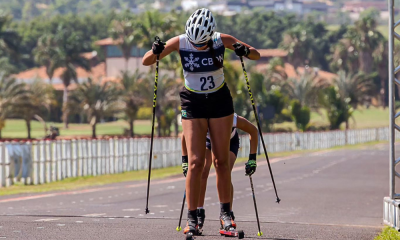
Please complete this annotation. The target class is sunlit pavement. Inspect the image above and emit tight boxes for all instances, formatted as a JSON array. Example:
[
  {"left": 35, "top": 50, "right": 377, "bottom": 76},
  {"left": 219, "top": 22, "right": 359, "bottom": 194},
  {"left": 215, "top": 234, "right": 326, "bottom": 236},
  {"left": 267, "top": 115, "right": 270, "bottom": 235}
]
[{"left": 0, "top": 144, "right": 390, "bottom": 240}]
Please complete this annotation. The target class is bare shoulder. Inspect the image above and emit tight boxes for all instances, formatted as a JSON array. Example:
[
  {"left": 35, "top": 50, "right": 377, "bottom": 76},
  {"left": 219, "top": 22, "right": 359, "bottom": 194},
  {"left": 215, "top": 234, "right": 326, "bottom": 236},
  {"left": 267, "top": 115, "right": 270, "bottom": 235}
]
[
  {"left": 166, "top": 36, "right": 180, "bottom": 51},
  {"left": 220, "top": 33, "right": 237, "bottom": 49}
]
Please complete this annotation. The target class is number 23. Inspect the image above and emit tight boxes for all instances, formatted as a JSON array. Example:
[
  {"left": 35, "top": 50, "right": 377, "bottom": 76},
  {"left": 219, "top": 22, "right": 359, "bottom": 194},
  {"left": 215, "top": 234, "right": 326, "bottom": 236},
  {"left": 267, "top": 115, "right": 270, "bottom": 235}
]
[{"left": 200, "top": 76, "right": 215, "bottom": 91}]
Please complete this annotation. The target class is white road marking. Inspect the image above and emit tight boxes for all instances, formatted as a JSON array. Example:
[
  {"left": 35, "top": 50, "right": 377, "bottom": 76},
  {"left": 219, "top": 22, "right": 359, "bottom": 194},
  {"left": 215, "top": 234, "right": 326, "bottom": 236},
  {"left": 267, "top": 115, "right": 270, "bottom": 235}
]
[
  {"left": 35, "top": 218, "right": 59, "bottom": 222},
  {"left": 76, "top": 221, "right": 83, "bottom": 223},
  {"left": 123, "top": 209, "right": 140, "bottom": 212},
  {"left": 150, "top": 213, "right": 155, "bottom": 215},
  {"left": 89, "top": 198, "right": 94, "bottom": 201},
  {"left": 37, "top": 227, "right": 44, "bottom": 229},
  {"left": 169, "top": 210, "right": 174, "bottom": 212},
  {"left": 57, "top": 224, "right": 65, "bottom": 227},
  {"left": 153, "top": 205, "right": 168, "bottom": 208},
  {"left": 204, "top": 197, "right": 211, "bottom": 201},
  {"left": 138, "top": 214, "right": 144, "bottom": 217},
  {"left": 108, "top": 218, "right": 115, "bottom": 220},
  {"left": 166, "top": 186, "right": 175, "bottom": 189},
  {"left": 82, "top": 213, "right": 106, "bottom": 217},
  {"left": 108, "top": 196, "right": 112, "bottom": 198},
  {"left": 72, "top": 201, "right": 76, "bottom": 204},
  {"left": 124, "top": 216, "right": 130, "bottom": 218},
  {"left": 160, "top": 211, "right": 165, "bottom": 213},
  {"left": 80, "top": 200, "right": 84, "bottom": 203}
]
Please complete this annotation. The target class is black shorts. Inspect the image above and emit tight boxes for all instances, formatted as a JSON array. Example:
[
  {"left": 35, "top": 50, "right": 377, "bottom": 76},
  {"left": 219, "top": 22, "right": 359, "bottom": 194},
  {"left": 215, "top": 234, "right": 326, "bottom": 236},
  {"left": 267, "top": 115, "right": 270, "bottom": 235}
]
[
  {"left": 180, "top": 83, "right": 234, "bottom": 119},
  {"left": 206, "top": 131, "right": 240, "bottom": 157}
]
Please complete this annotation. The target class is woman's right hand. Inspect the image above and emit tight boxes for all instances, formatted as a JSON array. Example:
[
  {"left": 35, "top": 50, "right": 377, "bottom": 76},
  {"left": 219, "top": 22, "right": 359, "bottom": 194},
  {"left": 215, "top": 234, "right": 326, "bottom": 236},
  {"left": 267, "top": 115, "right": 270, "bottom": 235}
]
[{"left": 152, "top": 37, "right": 165, "bottom": 55}]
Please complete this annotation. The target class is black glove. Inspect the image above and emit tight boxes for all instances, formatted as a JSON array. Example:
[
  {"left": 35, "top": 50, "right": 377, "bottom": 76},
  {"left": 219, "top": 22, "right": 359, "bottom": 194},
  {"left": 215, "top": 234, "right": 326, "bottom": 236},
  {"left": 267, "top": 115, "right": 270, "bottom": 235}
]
[
  {"left": 233, "top": 42, "right": 250, "bottom": 57},
  {"left": 182, "top": 156, "right": 188, "bottom": 177},
  {"left": 152, "top": 36, "right": 165, "bottom": 55},
  {"left": 245, "top": 160, "right": 257, "bottom": 176}
]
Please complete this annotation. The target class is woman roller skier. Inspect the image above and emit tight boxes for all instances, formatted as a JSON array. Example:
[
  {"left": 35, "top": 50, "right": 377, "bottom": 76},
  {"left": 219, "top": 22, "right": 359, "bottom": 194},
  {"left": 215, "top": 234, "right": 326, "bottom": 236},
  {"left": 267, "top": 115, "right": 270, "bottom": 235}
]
[
  {"left": 142, "top": 8, "right": 260, "bottom": 239},
  {"left": 181, "top": 113, "right": 259, "bottom": 233}
]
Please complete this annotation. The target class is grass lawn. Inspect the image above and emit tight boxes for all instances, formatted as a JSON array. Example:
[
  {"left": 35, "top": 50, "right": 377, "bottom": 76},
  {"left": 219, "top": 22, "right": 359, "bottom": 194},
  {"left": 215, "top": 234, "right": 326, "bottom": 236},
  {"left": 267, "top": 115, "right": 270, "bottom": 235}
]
[
  {"left": 375, "top": 227, "right": 400, "bottom": 240},
  {"left": 0, "top": 107, "right": 390, "bottom": 139},
  {"left": 274, "top": 107, "right": 390, "bottom": 131}
]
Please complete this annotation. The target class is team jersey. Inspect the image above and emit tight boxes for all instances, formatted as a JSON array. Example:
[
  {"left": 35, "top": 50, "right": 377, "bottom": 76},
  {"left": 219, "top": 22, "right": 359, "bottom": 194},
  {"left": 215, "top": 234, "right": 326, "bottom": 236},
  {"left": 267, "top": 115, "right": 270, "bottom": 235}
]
[
  {"left": 206, "top": 113, "right": 238, "bottom": 140},
  {"left": 178, "top": 32, "right": 225, "bottom": 94}
]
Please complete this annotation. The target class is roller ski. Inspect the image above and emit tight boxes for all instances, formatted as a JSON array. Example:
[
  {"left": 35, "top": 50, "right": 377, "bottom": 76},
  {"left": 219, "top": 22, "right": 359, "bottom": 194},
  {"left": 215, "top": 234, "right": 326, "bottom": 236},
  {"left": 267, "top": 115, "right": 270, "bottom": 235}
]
[
  {"left": 183, "top": 219, "right": 199, "bottom": 240},
  {"left": 219, "top": 212, "right": 245, "bottom": 239},
  {"left": 197, "top": 209, "right": 205, "bottom": 234}
]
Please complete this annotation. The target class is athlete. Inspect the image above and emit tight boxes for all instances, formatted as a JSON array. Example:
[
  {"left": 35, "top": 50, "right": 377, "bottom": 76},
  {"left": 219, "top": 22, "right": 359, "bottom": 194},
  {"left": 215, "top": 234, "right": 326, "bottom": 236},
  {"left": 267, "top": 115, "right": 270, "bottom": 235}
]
[
  {"left": 181, "top": 113, "right": 258, "bottom": 232},
  {"left": 142, "top": 8, "right": 260, "bottom": 237}
]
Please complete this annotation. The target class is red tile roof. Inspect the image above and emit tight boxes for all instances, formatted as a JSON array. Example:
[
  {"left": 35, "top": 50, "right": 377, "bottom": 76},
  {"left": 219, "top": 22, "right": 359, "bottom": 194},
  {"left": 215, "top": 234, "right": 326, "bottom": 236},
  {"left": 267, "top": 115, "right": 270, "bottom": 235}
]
[
  {"left": 95, "top": 38, "right": 117, "bottom": 46},
  {"left": 14, "top": 63, "right": 106, "bottom": 82},
  {"left": 258, "top": 49, "right": 288, "bottom": 58}
]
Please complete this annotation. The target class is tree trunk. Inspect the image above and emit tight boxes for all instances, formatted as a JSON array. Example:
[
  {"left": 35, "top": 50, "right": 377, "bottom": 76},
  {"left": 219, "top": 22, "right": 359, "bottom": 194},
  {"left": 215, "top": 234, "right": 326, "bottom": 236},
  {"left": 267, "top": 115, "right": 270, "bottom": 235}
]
[
  {"left": 125, "top": 58, "right": 129, "bottom": 73},
  {"left": 129, "top": 119, "right": 134, "bottom": 137},
  {"left": 359, "top": 51, "right": 373, "bottom": 74},
  {"left": 345, "top": 120, "right": 349, "bottom": 130},
  {"left": 26, "top": 120, "right": 31, "bottom": 139},
  {"left": 63, "top": 85, "right": 69, "bottom": 129},
  {"left": 92, "top": 123, "right": 96, "bottom": 138},
  {"left": 0, "top": 129, "right": 2, "bottom": 139}
]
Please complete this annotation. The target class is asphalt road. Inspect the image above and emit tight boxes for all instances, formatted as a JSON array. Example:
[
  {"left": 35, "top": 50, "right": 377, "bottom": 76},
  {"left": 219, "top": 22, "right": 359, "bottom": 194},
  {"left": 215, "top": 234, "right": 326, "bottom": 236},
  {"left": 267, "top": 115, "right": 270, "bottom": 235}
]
[{"left": 0, "top": 144, "right": 392, "bottom": 240}]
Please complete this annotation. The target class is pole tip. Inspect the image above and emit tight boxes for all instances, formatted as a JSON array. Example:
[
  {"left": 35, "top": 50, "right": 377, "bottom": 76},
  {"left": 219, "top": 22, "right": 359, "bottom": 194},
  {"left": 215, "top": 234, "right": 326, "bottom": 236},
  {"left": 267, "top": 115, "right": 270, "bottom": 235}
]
[
  {"left": 276, "top": 198, "right": 281, "bottom": 204},
  {"left": 176, "top": 226, "right": 182, "bottom": 232},
  {"left": 145, "top": 208, "right": 150, "bottom": 214},
  {"left": 257, "top": 231, "right": 263, "bottom": 236}
]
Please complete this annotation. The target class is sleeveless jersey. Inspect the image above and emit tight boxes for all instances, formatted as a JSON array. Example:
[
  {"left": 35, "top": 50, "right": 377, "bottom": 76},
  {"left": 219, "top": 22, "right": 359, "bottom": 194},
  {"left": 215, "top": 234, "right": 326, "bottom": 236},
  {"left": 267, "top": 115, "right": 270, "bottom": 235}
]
[
  {"left": 179, "top": 32, "right": 225, "bottom": 94},
  {"left": 206, "top": 113, "right": 238, "bottom": 140}
]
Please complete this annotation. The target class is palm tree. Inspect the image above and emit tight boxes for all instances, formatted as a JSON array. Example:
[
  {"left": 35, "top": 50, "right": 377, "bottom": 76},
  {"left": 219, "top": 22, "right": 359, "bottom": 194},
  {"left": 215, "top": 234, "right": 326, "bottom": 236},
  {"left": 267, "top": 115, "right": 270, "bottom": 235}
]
[
  {"left": 120, "top": 70, "right": 145, "bottom": 137},
  {"left": 329, "top": 39, "right": 360, "bottom": 74},
  {"left": 280, "top": 25, "right": 315, "bottom": 69},
  {"left": 0, "top": 12, "right": 18, "bottom": 55},
  {"left": 13, "top": 80, "right": 54, "bottom": 139},
  {"left": 52, "top": 25, "right": 91, "bottom": 129},
  {"left": 33, "top": 34, "right": 58, "bottom": 83},
  {"left": 0, "top": 74, "right": 27, "bottom": 139},
  {"left": 109, "top": 19, "right": 138, "bottom": 72},
  {"left": 282, "top": 70, "right": 328, "bottom": 109},
  {"left": 333, "top": 70, "right": 375, "bottom": 109},
  {"left": 68, "top": 78, "right": 121, "bottom": 138},
  {"left": 344, "top": 9, "right": 384, "bottom": 74}
]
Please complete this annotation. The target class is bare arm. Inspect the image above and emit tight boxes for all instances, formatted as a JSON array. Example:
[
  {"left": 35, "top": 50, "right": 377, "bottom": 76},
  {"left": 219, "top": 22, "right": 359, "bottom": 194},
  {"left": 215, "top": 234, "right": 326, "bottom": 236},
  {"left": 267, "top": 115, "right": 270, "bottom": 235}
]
[
  {"left": 181, "top": 134, "right": 188, "bottom": 156},
  {"left": 142, "top": 36, "right": 180, "bottom": 66},
  {"left": 236, "top": 116, "right": 258, "bottom": 154},
  {"left": 220, "top": 34, "right": 260, "bottom": 60}
]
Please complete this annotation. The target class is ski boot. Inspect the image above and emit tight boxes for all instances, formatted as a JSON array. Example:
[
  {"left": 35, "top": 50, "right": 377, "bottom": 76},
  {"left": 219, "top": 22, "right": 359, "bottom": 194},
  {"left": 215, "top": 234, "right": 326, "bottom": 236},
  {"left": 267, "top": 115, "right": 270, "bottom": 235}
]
[
  {"left": 183, "top": 219, "right": 198, "bottom": 240},
  {"left": 230, "top": 211, "right": 237, "bottom": 229},
  {"left": 197, "top": 209, "right": 205, "bottom": 234},
  {"left": 219, "top": 212, "right": 244, "bottom": 239}
]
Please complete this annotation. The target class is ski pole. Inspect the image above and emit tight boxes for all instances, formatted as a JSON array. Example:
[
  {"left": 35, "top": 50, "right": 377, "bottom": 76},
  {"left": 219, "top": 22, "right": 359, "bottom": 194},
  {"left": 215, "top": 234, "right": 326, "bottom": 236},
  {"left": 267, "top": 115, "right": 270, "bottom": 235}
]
[
  {"left": 234, "top": 47, "right": 280, "bottom": 203},
  {"left": 145, "top": 36, "right": 162, "bottom": 214},
  {"left": 176, "top": 189, "right": 186, "bottom": 231},
  {"left": 249, "top": 175, "right": 263, "bottom": 237}
]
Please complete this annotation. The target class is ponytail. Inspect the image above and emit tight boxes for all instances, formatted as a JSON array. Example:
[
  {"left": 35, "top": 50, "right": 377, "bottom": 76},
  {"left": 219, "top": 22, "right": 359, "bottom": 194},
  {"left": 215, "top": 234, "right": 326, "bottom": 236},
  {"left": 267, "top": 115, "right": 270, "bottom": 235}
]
[{"left": 207, "top": 40, "right": 222, "bottom": 68}]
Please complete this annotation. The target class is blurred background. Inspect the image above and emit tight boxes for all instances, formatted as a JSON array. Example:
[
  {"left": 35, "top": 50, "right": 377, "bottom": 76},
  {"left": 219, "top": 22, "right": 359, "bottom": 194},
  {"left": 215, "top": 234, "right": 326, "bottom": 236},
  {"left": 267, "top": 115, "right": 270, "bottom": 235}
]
[{"left": 0, "top": 0, "right": 399, "bottom": 140}]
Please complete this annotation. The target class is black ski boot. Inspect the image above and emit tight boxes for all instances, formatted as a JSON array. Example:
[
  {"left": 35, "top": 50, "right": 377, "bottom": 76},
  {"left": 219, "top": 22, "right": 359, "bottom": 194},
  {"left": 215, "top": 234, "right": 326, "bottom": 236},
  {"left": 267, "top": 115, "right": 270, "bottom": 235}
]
[
  {"left": 183, "top": 219, "right": 198, "bottom": 239},
  {"left": 197, "top": 209, "right": 205, "bottom": 234},
  {"left": 230, "top": 211, "right": 237, "bottom": 229},
  {"left": 220, "top": 211, "right": 234, "bottom": 232}
]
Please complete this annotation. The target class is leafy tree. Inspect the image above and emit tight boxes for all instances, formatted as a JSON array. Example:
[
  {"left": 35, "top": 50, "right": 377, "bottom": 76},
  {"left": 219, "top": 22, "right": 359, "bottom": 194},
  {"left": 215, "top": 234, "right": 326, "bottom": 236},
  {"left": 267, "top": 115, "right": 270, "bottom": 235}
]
[
  {"left": 290, "top": 99, "right": 310, "bottom": 131},
  {"left": 319, "top": 86, "right": 354, "bottom": 130},
  {"left": 0, "top": 11, "right": 19, "bottom": 58},
  {"left": 68, "top": 78, "right": 121, "bottom": 138}
]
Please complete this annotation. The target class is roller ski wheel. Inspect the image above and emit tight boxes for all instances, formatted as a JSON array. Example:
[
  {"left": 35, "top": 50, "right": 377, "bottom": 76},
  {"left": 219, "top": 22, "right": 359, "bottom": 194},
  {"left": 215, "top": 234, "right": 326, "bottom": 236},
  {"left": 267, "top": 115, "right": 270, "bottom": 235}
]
[
  {"left": 185, "top": 232, "right": 194, "bottom": 240},
  {"left": 219, "top": 229, "right": 245, "bottom": 239}
]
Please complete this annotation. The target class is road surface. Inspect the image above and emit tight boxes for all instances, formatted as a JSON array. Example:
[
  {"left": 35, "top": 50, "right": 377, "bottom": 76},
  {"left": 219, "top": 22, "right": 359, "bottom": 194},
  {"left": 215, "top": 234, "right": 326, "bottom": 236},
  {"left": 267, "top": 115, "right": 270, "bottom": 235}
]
[{"left": 0, "top": 144, "right": 391, "bottom": 239}]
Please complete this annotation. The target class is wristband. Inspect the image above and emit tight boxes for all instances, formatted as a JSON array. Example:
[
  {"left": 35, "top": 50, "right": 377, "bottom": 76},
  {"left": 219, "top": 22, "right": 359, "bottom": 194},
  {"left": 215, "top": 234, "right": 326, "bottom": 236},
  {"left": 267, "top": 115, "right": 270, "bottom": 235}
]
[
  {"left": 182, "top": 155, "right": 188, "bottom": 163},
  {"left": 249, "top": 153, "right": 256, "bottom": 160}
]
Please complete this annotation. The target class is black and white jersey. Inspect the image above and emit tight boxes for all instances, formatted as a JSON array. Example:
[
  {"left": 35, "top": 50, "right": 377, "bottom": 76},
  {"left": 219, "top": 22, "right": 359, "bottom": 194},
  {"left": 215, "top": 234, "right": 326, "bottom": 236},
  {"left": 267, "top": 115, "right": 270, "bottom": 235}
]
[{"left": 178, "top": 32, "right": 225, "bottom": 94}]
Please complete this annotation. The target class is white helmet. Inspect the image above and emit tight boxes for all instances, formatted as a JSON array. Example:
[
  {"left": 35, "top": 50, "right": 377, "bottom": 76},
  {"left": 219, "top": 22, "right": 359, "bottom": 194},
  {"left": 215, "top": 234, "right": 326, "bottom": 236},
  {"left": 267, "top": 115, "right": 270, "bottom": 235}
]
[{"left": 185, "top": 8, "right": 216, "bottom": 44}]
